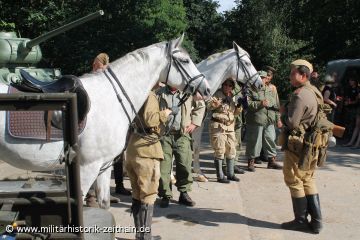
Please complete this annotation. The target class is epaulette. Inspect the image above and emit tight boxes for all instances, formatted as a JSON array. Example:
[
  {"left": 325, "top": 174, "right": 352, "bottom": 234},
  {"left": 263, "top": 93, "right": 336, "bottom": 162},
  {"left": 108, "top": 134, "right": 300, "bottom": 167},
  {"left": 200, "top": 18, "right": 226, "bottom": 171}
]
[{"left": 294, "top": 87, "right": 303, "bottom": 95}]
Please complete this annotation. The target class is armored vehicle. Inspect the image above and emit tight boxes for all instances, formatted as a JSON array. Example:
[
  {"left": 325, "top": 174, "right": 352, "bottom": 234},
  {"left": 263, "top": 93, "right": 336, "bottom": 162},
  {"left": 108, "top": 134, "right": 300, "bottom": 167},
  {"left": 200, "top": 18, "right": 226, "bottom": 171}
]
[{"left": 0, "top": 10, "right": 104, "bottom": 84}]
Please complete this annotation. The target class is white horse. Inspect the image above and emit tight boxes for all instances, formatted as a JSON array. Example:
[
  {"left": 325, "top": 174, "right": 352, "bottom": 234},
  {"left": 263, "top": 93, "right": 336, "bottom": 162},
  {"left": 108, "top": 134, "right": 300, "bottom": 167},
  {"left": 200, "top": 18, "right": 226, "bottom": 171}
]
[
  {"left": 0, "top": 35, "right": 210, "bottom": 208},
  {"left": 192, "top": 42, "right": 262, "bottom": 176}
]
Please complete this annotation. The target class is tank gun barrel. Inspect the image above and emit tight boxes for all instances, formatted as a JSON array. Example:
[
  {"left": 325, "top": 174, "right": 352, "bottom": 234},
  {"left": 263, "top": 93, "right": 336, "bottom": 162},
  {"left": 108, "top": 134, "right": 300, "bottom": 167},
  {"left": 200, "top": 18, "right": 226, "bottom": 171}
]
[{"left": 25, "top": 10, "right": 104, "bottom": 49}]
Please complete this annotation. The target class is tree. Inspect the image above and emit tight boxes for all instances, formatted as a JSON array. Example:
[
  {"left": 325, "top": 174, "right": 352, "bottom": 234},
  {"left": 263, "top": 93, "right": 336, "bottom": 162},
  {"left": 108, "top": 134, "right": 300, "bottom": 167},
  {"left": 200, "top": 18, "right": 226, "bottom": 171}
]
[
  {"left": 183, "top": 0, "right": 229, "bottom": 61},
  {"left": 224, "top": 0, "right": 312, "bottom": 98}
]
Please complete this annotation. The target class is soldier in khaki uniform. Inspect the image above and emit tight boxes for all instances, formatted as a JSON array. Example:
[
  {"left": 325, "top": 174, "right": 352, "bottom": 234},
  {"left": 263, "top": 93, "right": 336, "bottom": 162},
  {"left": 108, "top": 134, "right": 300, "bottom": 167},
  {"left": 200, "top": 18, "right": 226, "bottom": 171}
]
[
  {"left": 125, "top": 90, "right": 171, "bottom": 240},
  {"left": 208, "top": 79, "right": 242, "bottom": 183},
  {"left": 281, "top": 59, "right": 323, "bottom": 234},
  {"left": 157, "top": 86, "right": 205, "bottom": 208}
]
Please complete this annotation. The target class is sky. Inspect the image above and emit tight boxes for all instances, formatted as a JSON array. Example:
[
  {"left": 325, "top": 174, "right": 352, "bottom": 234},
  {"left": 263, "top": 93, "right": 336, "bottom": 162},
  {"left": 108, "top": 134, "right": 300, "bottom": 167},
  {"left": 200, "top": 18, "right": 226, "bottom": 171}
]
[{"left": 217, "top": 0, "right": 237, "bottom": 13}]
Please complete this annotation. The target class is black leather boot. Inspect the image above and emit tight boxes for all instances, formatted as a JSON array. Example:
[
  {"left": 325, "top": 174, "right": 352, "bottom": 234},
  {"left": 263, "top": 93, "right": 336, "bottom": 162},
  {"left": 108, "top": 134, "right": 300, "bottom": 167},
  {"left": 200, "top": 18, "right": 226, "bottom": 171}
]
[
  {"left": 234, "top": 165, "right": 245, "bottom": 174},
  {"left": 114, "top": 157, "right": 132, "bottom": 195},
  {"left": 247, "top": 159, "right": 255, "bottom": 172},
  {"left": 306, "top": 194, "right": 322, "bottom": 234},
  {"left": 267, "top": 156, "right": 282, "bottom": 169},
  {"left": 179, "top": 192, "right": 196, "bottom": 207},
  {"left": 214, "top": 158, "right": 230, "bottom": 183},
  {"left": 131, "top": 198, "right": 141, "bottom": 239},
  {"left": 138, "top": 203, "right": 154, "bottom": 240},
  {"left": 226, "top": 158, "right": 240, "bottom": 182},
  {"left": 281, "top": 197, "right": 310, "bottom": 231}
]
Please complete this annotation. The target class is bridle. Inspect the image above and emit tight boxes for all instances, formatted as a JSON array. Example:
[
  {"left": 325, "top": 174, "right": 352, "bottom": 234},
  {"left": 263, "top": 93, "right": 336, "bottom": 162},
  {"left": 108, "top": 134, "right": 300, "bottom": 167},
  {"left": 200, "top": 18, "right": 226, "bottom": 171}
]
[
  {"left": 164, "top": 42, "right": 206, "bottom": 106},
  {"left": 102, "top": 41, "right": 205, "bottom": 150},
  {"left": 235, "top": 51, "right": 260, "bottom": 88}
]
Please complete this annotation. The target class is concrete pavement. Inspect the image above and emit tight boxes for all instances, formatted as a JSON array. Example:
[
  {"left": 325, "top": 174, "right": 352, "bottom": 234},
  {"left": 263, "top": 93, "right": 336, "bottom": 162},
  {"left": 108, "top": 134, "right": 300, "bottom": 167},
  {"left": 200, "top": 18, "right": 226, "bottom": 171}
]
[
  {"left": 0, "top": 130, "right": 359, "bottom": 240},
  {"left": 110, "top": 131, "right": 360, "bottom": 240}
]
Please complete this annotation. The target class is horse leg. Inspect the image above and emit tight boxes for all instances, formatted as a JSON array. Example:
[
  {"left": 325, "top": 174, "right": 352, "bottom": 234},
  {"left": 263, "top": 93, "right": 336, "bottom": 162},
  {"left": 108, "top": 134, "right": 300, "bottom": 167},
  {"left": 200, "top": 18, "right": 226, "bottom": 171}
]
[
  {"left": 95, "top": 166, "right": 112, "bottom": 209},
  {"left": 79, "top": 161, "right": 102, "bottom": 204},
  {"left": 192, "top": 126, "right": 203, "bottom": 175}
]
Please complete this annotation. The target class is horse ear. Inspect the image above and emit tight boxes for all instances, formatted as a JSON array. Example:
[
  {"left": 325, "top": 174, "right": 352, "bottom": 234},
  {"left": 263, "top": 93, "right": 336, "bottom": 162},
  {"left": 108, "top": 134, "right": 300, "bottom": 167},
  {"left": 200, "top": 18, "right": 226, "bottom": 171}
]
[
  {"left": 175, "top": 33, "right": 185, "bottom": 48},
  {"left": 233, "top": 41, "right": 240, "bottom": 52}
]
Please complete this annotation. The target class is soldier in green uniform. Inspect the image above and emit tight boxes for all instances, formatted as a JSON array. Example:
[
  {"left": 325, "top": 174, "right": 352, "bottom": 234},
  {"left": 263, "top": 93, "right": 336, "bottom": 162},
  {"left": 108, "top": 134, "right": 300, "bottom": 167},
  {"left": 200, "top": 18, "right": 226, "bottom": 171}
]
[
  {"left": 245, "top": 71, "right": 282, "bottom": 172},
  {"left": 157, "top": 86, "right": 205, "bottom": 208},
  {"left": 281, "top": 59, "right": 323, "bottom": 234},
  {"left": 208, "top": 79, "right": 242, "bottom": 183},
  {"left": 125, "top": 89, "right": 171, "bottom": 240}
]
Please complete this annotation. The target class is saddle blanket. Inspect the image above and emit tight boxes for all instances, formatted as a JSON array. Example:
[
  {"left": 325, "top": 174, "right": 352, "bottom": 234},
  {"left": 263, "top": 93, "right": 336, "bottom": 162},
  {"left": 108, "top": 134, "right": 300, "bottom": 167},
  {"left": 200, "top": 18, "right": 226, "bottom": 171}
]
[{"left": 6, "top": 86, "right": 85, "bottom": 141}]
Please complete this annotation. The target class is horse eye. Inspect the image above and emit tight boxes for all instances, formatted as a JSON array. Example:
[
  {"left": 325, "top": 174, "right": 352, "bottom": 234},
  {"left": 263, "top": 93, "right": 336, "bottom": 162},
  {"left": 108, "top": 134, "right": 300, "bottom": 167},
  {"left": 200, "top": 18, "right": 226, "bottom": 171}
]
[{"left": 179, "top": 58, "right": 190, "bottom": 64}]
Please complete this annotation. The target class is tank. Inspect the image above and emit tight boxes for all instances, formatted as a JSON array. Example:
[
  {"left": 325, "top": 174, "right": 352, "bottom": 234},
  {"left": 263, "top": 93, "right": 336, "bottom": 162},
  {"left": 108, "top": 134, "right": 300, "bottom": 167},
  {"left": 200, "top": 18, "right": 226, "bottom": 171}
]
[{"left": 0, "top": 10, "right": 104, "bottom": 84}]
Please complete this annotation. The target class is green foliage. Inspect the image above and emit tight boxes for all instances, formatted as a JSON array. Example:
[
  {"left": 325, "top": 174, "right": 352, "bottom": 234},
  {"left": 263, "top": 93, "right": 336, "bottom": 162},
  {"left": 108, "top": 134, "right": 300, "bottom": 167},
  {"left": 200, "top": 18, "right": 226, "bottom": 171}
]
[
  {"left": 183, "top": 0, "right": 229, "bottom": 61},
  {"left": 1, "top": 0, "right": 359, "bottom": 99},
  {"left": 0, "top": 20, "right": 15, "bottom": 31}
]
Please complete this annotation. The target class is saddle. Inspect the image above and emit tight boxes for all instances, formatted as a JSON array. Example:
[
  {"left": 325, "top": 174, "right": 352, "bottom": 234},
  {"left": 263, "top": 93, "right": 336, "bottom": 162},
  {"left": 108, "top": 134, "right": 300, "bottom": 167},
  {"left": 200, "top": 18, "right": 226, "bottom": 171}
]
[{"left": 8, "top": 70, "right": 90, "bottom": 140}]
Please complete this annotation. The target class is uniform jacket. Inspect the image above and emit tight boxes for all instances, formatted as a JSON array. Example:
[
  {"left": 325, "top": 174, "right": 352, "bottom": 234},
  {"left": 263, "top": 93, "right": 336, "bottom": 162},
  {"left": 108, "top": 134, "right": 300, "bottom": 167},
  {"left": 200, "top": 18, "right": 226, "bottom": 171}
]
[
  {"left": 157, "top": 87, "right": 205, "bottom": 134},
  {"left": 246, "top": 84, "right": 280, "bottom": 126},
  {"left": 284, "top": 81, "right": 318, "bottom": 131},
  {"left": 127, "top": 91, "right": 168, "bottom": 159},
  {"left": 207, "top": 89, "right": 242, "bottom": 131}
]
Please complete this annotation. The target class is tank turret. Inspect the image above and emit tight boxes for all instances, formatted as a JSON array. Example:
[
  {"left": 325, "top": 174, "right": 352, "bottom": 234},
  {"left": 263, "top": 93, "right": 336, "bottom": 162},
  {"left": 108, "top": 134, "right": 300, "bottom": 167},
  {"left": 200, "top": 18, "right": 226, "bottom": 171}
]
[{"left": 0, "top": 10, "right": 104, "bottom": 84}]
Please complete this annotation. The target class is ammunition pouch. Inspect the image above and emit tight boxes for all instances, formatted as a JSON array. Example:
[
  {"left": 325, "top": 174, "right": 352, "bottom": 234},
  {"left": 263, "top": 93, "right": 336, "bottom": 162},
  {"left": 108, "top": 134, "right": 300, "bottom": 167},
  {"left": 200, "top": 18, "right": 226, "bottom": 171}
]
[
  {"left": 287, "top": 133, "right": 304, "bottom": 157},
  {"left": 298, "top": 126, "right": 332, "bottom": 170}
]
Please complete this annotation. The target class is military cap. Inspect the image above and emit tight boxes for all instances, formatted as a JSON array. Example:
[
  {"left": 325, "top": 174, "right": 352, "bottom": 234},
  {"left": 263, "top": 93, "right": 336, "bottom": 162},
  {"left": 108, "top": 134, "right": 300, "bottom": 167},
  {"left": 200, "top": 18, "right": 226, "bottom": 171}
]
[
  {"left": 258, "top": 70, "right": 268, "bottom": 78},
  {"left": 291, "top": 59, "right": 313, "bottom": 73},
  {"left": 223, "top": 78, "right": 236, "bottom": 88},
  {"left": 265, "top": 65, "right": 276, "bottom": 73},
  {"left": 96, "top": 53, "right": 109, "bottom": 65}
]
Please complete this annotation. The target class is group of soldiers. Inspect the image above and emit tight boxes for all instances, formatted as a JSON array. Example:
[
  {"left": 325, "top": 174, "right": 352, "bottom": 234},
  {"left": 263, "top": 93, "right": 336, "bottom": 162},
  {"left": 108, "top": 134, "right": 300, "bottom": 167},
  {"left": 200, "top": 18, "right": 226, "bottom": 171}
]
[{"left": 91, "top": 54, "right": 326, "bottom": 240}]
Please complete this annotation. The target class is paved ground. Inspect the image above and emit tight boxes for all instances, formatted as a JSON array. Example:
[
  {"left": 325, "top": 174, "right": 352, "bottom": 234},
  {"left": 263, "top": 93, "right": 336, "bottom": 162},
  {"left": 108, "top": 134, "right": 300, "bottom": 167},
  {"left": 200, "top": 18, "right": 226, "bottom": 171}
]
[
  {"left": 1, "top": 127, "right": 359, "bottom": 240},
  {"left": 108, "top": 127, "right": 360, "bottom": 240}
]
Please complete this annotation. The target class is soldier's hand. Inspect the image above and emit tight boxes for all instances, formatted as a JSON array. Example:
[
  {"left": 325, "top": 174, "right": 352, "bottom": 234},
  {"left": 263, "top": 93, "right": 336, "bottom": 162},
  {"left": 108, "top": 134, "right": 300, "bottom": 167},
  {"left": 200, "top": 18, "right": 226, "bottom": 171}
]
[
  {"left": 261, "top": 99, "right": 269, "bottom": 107},
  {"left": 163, "top": 109, "right": 172, "bottom": 117},
  {"left": 185, "top": 123, "right": 197, "bottom": 133},
  {"left": 277, "top": 120, "right": 283, "bottom": 129},
  {"left": 211, "top": 98, "right": 221, "bottom": 108}
]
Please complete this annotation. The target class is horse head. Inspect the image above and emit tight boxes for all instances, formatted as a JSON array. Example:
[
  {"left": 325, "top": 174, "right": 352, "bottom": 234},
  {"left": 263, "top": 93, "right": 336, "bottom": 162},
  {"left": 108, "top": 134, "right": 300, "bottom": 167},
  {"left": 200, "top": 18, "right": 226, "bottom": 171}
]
[
  {"left": 162, "top": 34, "right": 210, "bottom": 100},
  {"left": 232, "top": 42, "right": 263, "bottom": 90}
]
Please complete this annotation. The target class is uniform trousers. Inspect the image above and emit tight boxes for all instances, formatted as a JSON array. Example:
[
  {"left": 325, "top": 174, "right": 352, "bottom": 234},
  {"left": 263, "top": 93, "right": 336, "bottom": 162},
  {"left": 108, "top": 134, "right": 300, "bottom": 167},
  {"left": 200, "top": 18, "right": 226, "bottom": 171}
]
[
  {"left": 125, "top": 156, "right": 160, "bottom": 204},
  {"left": 283, "top": 150, "right": 318, "bottom": 198},
  {"left": 246, "top": 124, "right": 277, "bottom": 159},
  {"left": 159, "top": 133, "right": 193, "bottom": 198}
]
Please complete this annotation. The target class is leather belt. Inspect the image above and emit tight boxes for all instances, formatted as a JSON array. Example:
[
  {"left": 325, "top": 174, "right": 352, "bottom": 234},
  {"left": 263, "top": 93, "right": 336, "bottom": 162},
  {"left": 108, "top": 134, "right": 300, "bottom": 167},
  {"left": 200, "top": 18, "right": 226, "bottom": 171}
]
[
  {"left": 135, "top": 127, "right": 153, "bottom": 134},
  {"left": 211, "top": 117, "right": 233, "bottom": 126},
  {"left": 169, "top": 129, "right": 181, "bottom": 135}
]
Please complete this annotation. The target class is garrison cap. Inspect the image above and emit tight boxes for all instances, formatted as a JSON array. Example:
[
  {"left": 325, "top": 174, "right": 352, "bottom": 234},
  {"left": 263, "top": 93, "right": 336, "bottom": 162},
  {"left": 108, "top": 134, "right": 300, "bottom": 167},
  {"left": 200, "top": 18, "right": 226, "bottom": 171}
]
[
  {"left": 258, "top": 70, "right": 268, "bottom": 78},
  {"left": 291, "top": 59, "right": 313, "bottom": 73},
  {"left": 96, "top": 53, "right": 109, "bottom": 65},
  {"left": 265, "top": 65, "right": 276, "bottom": 73}
]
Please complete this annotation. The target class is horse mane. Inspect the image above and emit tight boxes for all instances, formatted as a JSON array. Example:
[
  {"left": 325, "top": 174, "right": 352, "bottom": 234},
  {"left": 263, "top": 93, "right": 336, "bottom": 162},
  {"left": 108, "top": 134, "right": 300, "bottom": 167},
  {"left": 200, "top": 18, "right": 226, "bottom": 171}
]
[
  {"left": 198, "top": 49, "right": 234, "bottom": 65},
  {"left": 111, "top": 41, "right": 167, "bottom": 67}
]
